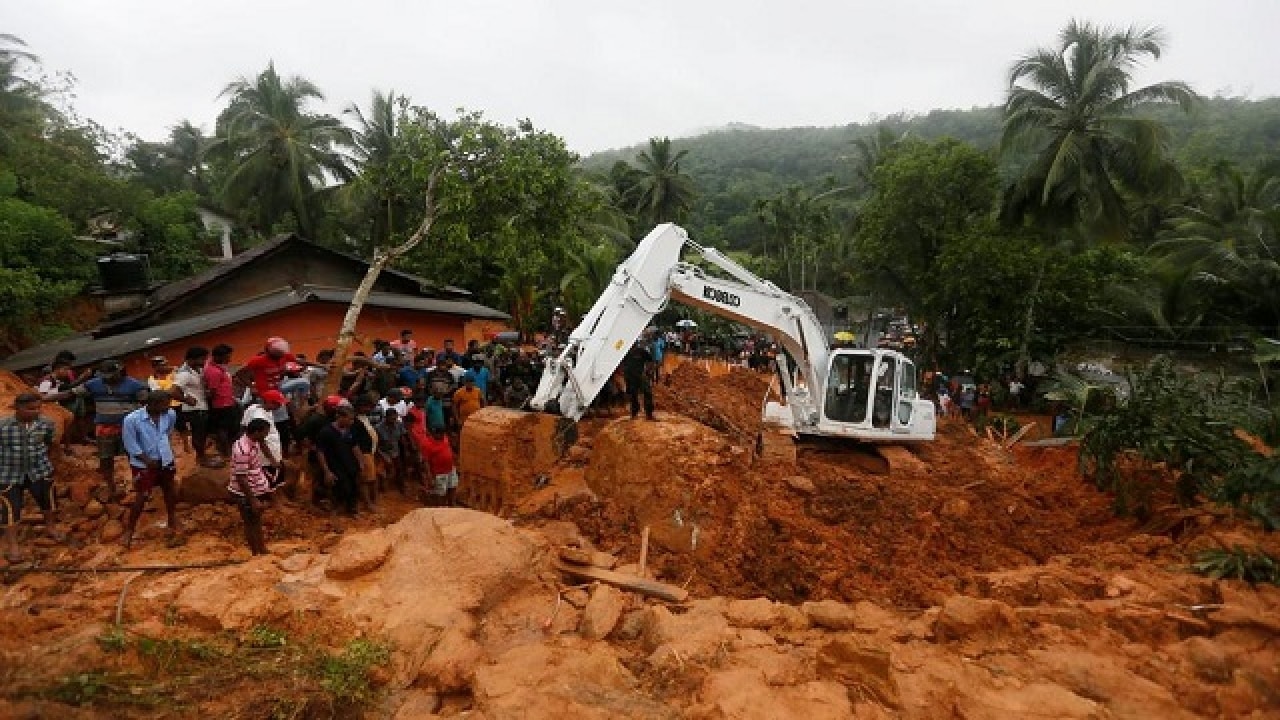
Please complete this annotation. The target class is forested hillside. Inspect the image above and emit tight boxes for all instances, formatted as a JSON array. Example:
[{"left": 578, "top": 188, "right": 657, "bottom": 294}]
[{"left": 584, "top": 97, "right": 1280, "bottom": 250}]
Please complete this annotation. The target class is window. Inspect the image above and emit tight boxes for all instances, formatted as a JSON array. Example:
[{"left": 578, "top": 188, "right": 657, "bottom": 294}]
[{"left": 824, "top": 354, "right": 873, "bottom": 423}]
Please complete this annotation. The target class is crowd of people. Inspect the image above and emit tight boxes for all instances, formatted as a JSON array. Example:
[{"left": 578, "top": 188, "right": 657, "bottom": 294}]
[{"left": 2, "top": 329, "right": 554, "bottom": 559}]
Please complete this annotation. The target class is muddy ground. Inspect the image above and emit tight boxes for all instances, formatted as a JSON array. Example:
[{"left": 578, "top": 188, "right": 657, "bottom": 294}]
[{"left": 0, "top": 364, "right": 1277, "bottom": 718}]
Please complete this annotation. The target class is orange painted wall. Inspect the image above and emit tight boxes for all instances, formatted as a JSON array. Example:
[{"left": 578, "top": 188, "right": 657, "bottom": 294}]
[{"left": 120, "top": 302, "right": 502, "bottom": 377}]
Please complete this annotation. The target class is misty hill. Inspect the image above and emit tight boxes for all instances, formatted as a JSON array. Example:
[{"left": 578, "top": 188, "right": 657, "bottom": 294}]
[{"left": 583, "top": 96, "right": 1280, "bottom": 248}]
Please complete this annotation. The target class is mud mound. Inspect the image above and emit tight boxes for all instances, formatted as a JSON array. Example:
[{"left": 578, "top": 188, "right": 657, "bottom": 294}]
[
  {"left": 549, "top": 368, "right": 1134, "bottom": 606},
  {"left": 654, "top": 363, "right": 771, "bottom": 442}
]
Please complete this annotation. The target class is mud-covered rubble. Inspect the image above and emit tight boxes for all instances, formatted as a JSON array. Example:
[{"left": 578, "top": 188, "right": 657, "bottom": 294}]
[
  {"left": 2, "top": 505, "right": 1276, "bottom": 718},
  {"left": 1, "top": 364, "right": 1278, "bottom": 717}
]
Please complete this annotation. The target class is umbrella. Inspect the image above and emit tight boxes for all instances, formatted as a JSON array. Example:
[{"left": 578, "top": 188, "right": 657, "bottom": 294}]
[
  {"left": 833, "top": 331, "right": 856, "bottom": 342},
  {"left": 676, "top": 319, "right": 697, "bottom": 328}
]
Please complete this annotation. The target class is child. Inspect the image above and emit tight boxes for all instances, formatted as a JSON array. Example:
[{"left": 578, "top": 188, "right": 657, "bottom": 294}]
[
  {"left": 416, "top": 424, "right": 457, "bottom": 507},
  {"left": 229, "top": 418, "right": 274, "bottom": 555}
]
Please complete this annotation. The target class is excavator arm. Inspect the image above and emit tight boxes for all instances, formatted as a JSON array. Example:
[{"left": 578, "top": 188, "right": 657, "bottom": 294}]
[{"left": 531, "top": 223, "right": 831, "bottom": 424}]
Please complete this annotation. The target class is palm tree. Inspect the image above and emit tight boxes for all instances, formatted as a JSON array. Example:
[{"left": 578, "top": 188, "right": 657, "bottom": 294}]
[
  {"left": 0, "top": 34, "right": 46, "bottom": 138},
  {"left": 559, "top": 240, "right": 619, "bottom": 316},
  {"left": 1000, "top": 20, "right": 1195, "bottom": 373},
  {"left": 1001, "top": 20, "right": 1197, "bottom": 237},
  {"left": 344, "top": 89, "right": 407, "bottom": 251},
  {"left": 214, "top": 62, "right": 353, "bottom": 239},
  {"left": 1152, "top": 161, "right": 1280, "bottom": 332},
  {"left": 627, "top": 137, "right": 696, "bottom": 228},
  {"left": 164, "top": 120, "right": 212, "bottom": 195},
  {"left": 849, "top": 123, "right": 907, "bottom": 194}
]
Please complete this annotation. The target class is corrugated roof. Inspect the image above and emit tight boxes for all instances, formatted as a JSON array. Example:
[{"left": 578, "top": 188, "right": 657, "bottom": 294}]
[
  {"left": 2, "top": 286, "right": 509, "bottom": 373},
  {"left": 96, "top": 234, "right": 471, "bottom": 336}
]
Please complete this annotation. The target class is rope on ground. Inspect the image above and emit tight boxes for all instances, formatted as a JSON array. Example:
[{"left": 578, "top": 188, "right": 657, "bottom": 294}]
[
  {"left": 114, "top": 571, "right": 145, "bottom": 626},
  {"left": 25, "top": 559, "right": 247, "bottom": 574}
]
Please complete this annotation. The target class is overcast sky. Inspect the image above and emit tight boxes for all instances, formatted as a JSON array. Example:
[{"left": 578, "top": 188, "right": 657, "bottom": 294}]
[{"left": 7, "top": 1, "right": 1278, "bottom": 156}]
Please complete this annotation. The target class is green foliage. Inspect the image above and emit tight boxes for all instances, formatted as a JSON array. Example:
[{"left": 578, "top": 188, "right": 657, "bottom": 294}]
[
  {"left": 132, "top": 191, "right": 214, "bottom": 282},
  {"left": 1192, "top": 546, "right": 1280, "bottom": 585},
  {"left": 95, "top": 626, "right": 128, "bottom": 654},
  {"left": 245, "top": 624, "right": 289, "bottom": 648},
  {"left": 1079, "top": 357, "right": 1262, "bottom": 517},
  {"left": 850, "top": 138, "right": 999, "bottom": 362},
  {"left": 313, "top": 638, "right": 391, "bottom": 706}
]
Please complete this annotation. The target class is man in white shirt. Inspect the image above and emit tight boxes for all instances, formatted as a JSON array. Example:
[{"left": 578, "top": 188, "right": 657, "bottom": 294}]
[{"left": 172, "top": 346, "right": 222, "bottom": 468}]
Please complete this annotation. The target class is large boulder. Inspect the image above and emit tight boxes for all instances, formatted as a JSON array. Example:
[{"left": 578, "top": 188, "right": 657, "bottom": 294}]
[
  {"left": 586, "top": 415, "right": 735, "bottom": 553},
  {"left": 690, "top": 668, "right": 852, "bottom": 720},
  {"left": 472, "top": 641, "right": 673, "bottom": 720},
  {"left": 457, "top": 407, "right": 577, "bottom": 515},
  {"left": 171, "top": 555, "right": 288, "bottom": 631},
  {"left": 934, "top": 595, "right": 1022, "bottom": 653},
  {"left": 325, "top": 528, "right": 392, "bottom": 580}
]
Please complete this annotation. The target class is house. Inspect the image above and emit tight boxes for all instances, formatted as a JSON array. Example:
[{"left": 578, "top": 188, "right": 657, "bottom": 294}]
[{"left": 2, "top": 234, "right": 510, "bottom": 378}]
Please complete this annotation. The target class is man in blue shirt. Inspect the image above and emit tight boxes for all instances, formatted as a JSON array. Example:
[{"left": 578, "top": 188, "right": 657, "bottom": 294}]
[
  {"left": 463, "top": 356, "right": 491, "bottom": 399},
  {"left": 120, "top": 390, "right": 182, "bottom": 549},
  {"left": 52, "top": 359, "right": 146, "bottom": 502}
]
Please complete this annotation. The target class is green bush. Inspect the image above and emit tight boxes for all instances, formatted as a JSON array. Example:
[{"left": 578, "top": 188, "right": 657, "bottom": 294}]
[{"left": 1192, "top": 546, "right": 1279, "bottom": 585}]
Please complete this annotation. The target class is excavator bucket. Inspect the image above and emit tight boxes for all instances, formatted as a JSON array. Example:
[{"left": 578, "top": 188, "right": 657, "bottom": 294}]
[{"left": 457, "top": 407, "right": 577, "bottom": 516}]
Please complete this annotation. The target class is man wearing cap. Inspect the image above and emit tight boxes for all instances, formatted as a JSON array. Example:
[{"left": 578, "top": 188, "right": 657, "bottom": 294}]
[
  {"left": 240, "top": 390, "right": 285, "bottom": 490},
  {"left": 237, "top": 337, "right": 298, "bottom": 398},
  {"left": 50, "top": 360, "right": 147, "bottom": 502},
  {"left": 120, "top": 391, "right": 182, "bottom": 549}
]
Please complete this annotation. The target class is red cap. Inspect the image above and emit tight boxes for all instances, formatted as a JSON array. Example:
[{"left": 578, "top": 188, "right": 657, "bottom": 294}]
[
  {"left": 260, "top": 389, "right": 287, "bottom": 406},
  {"left": 322, "top": 394, "right": 345, "bottom": 412}
]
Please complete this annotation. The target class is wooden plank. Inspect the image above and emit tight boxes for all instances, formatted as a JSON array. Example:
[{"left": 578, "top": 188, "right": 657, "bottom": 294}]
[
  {"left": 1004, "top": 422, "right": 1036, "bottom": 449},
  {"left": 638, "top": 525, "right": 651, "bottom": 576},
  {"left": 558, "top": 547, "right": 618, "bottom": 569},
  {"left": 552, "top": 560, "right": 689, "bottom": 603}
]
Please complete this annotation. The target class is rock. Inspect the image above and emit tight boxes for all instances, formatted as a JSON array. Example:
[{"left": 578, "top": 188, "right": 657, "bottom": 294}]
[
  {"left": 816, "top": 636, "right": 900, "bottom": 707},
  {"left": 566, "top": 445, "right": 591, "bottom": 463},
  {"left": 730, "top": 628, "right": 776, "bottom": 650},
  {"left": 473, "top": 642, "right": 670, "bottom": 719},
  {"left": 1182, "top": 637, "right": 1235, "bottom": 684},
  {"left": 394, "top": 690, "right": 442, "bottom": 719},
  {"left": 726, "top": 597, "right": 780, "bottom": 629},
  {"left": 418, "top": 626, "right": 484, "bottom": 692},
  {"left": 83, "top": 500, "right": 105, "bottom": 519},
  {"left": 563, "top": 588, "right": 590, "bottom": 609},
  {"left": 1105, "top": 575, "right": 1138, "bottom": 598},
  {"left": 325, "top": 528, "right": 392, "bottom": 580},
  {"left": 934, "top": 595, "right": 1021, "bottom": 652},
  {"left": 775, "top": 603, "right": 811, "bottom": 630},
  {"left": 784, "top": 475, "right": 817, "bottom": 495},
  {"left": 802, "top": 600, "right": 858, "bottom": 630},
  {"left": 177, "top": 464, "right": 234, "bottom": 504},
  {"left": 580, "top": 584, "right": 625, "bottom": 640},
  {"left": 851, "top": 601, "right": 897, "bottom": 632},
  {"left": 99, "top": 520, "right": 123, "bottom": 543},
  {"left": 69, "top": 482, "right": 93, "bottom": 506},
  {"left": 172, "top": 556, "right": 287, "bottom": 631},
  {"left": 939, "top": 497, "right": 970, "bottom": 520},
  {"left": 692, "top": 668, "right": 852, "bottom": 720},
  {"left": 612, "top": 609, "right": 647, "bottom": 641},
  {"left": 641, "top": 604, "right": 732, "bottom": 670},
  {"left": 277, "top": 553, "right": 313, "bottom": 574},
  {"left": 956, "top": 682, "right": 1101, "bottom": 719}
]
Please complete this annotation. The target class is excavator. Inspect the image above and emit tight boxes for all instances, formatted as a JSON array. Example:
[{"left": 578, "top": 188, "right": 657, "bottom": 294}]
[{"left": 457, "top": 223, "right": 935, "bottom": 514}]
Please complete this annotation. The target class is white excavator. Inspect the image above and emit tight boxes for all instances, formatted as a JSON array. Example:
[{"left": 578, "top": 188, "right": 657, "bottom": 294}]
[{"left": 529, "top": 223, "right": 936, "bottom": 443}]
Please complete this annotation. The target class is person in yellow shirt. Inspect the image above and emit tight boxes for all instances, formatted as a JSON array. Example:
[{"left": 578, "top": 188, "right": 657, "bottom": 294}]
[
  {"left": 451, "top": 376, "right": 485, "bottom": 429},
  {"left": 147, "top": 356, "right": 191, "bottom": 452}
]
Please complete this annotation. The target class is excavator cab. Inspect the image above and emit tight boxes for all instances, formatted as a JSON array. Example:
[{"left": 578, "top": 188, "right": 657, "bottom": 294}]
[{"left": 817, "top": 349, "right": 934, "bottom": 441}]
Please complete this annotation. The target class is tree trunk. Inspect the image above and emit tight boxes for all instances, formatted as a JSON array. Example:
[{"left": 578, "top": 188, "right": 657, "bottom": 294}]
[
  {"left": 320, "top": 167, "right": 443, "bottom": 399},
  {"left": 1017, "top": 255, "right": 1049, "bottom": 379}
]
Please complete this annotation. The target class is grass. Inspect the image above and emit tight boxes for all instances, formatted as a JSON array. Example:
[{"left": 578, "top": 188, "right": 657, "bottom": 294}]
[{"left": 34, "top": 623, "right": 392, "bottom": 715}]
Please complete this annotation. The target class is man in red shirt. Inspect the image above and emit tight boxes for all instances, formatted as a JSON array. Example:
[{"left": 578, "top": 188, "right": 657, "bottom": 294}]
[
  {"left": 415, "top": 424, "right": 457, "bottom": 507},
  {"left": 205, "top": 344, "right": 239, "bottom": 459},
  {"left": 236, "top": 337, "right": 297, "bottom": 397}
]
